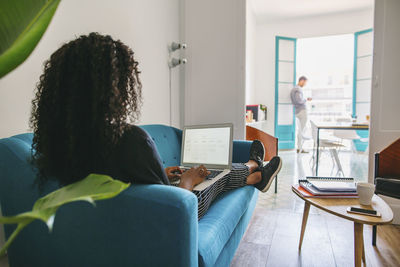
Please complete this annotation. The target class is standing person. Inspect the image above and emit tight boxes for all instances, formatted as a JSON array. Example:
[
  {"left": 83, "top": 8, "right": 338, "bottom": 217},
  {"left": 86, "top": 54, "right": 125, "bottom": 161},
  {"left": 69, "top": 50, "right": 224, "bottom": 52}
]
[{"left": 290, "top": 76, "right": 312, "bottom": 153}]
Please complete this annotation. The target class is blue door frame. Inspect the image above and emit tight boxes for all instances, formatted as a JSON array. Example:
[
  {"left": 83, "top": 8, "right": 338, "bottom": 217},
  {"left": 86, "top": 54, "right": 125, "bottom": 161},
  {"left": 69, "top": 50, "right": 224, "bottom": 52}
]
[
  {"left": 353, "top": 29, "right": 373, "bottom": 151},
  {"left": 274, "top": 36, "right": 297, "bottom": 150},
  {"left": 352, "top": 28, "right": 373, "bottom": 118}
]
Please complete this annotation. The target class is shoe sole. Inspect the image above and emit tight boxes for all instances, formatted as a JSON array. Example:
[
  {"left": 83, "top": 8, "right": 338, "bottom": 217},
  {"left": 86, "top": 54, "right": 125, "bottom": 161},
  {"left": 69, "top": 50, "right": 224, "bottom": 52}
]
[
  {"left": 260, "top": 141, "right": 265, "bottom": 162},
  {"left": 261, "top": 158, "right": 282, "bottom": 193}
]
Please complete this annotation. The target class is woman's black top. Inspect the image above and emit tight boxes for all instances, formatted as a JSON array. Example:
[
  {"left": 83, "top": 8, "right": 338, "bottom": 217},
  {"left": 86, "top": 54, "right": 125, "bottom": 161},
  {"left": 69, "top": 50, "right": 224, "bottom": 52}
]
[{"left": 105, "top": 125, "right": 170, "bottom": 185}]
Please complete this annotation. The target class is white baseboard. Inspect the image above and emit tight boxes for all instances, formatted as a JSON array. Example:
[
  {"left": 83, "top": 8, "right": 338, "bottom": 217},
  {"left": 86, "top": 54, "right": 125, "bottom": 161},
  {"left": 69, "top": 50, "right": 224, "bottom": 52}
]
[{"left": 378, "top": 194, "right": 400, "bottom": 224}]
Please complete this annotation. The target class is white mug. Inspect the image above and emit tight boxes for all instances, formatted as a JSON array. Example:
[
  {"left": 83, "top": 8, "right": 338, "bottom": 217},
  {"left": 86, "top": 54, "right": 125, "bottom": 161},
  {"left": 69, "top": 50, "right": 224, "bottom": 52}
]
[{"left": 356, "top": 182, "right": 375, "bottom": 205}]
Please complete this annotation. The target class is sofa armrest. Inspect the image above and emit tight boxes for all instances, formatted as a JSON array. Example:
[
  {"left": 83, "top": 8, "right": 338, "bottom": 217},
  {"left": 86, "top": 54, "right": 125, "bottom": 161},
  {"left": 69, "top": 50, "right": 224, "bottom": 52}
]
[
  {"left": 10, "top": 185, "right": 199, "bottom": 267},
  {"left": 232, "top": 140, "right": 252, "bottom": 163},
  {"left": 106, "top": 185, "right": 198, "bottom": 266}
]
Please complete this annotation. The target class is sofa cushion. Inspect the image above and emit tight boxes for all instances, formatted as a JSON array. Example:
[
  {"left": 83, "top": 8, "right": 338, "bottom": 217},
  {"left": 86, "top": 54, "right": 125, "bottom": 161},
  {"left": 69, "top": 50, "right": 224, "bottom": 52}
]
[
  {"left": 213, "top": 189, "right": 258, "bottom": 266},
  {"left": 198, "top": 186, "right": 257, "bottom": 267}
]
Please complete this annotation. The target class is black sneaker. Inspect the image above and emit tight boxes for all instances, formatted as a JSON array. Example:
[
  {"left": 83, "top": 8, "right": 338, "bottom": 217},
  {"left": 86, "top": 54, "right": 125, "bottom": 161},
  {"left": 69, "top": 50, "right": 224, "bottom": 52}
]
[
  {"left": 249, "top": 140, "right": 265, "bottom": 168},
  {"left": 254, "top": 156, "right": 282, "bottom": 192}
]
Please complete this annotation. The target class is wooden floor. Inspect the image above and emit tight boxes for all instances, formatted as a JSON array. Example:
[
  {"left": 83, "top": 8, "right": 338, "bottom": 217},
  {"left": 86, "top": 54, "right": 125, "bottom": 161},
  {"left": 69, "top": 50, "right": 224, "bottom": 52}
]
[{"left": 231, "top": 150, "right": 400, "bottom": 267}]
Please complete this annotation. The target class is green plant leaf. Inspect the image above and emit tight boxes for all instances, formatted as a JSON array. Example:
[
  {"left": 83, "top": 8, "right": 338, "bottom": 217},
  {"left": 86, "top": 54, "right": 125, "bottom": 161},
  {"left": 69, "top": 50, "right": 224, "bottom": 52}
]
[
  {"left": 0, "top": 0, "right": 61, "bottom": 78},
  {"left": 0, "top": 174, "right": 130, "bottom": 258}
]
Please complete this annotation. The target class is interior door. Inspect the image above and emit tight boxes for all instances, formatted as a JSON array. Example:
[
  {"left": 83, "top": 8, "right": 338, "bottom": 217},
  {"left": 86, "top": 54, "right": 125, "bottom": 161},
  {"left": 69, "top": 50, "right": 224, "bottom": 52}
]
[
  {"left": 353, "top": 29, "right": 373, "bottom": 151},
  {"left": 275, "top": 36, "right": 297, "bottom": 149}
]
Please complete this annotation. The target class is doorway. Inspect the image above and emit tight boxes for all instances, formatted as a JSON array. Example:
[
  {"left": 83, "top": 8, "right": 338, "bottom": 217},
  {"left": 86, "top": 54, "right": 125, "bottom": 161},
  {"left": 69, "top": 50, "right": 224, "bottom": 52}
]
[{"left": 274, "top": 30, "right": 373, "bottom": 177}]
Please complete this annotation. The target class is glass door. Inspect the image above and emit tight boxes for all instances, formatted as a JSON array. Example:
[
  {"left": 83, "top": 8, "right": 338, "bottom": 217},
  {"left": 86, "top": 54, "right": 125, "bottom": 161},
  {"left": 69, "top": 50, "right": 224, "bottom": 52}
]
[
  {"left": 275, "top": 36, "right": 297, "bottom": 149},
  {"left": 353, "top": 29, "right": 373, "bottom": 151},
  {"left": 353, "top": 29, "right": 373, "bottom": 120}
]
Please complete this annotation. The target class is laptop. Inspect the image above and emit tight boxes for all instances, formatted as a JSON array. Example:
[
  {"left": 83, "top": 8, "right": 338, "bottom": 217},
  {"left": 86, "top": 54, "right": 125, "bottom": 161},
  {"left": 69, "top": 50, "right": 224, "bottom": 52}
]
[{"left": 178, "top": 123, "right": 233, "bottom": 191}]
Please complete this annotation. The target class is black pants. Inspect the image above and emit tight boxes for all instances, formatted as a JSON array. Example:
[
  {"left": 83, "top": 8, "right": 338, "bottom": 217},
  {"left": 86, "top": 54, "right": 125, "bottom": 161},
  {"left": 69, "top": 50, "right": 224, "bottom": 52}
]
[{"left": 193, "top": 163, "right": 249, "bottom": 219}]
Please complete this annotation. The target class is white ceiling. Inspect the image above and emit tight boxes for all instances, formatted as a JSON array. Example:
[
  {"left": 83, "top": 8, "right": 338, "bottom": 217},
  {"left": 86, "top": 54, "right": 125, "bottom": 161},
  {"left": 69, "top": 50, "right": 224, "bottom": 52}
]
[{"left": 250, "top": 0, "right": 374, "bottom": 22}]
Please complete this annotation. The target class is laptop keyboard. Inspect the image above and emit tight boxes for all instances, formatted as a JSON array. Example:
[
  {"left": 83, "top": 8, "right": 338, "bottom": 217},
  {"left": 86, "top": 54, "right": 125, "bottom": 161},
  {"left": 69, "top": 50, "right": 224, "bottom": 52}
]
[
  {"left": 206, "top": 170, "right": 223, "bottom": 180},
  {"left": 181, "top": 168, "right": 223, "bottom": 180}
]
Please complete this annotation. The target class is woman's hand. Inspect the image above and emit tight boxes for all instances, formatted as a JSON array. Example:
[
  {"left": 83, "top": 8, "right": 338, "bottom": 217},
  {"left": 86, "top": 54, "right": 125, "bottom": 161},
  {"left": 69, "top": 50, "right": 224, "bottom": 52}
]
[
  {"left": 165, "top": 166, "right": 182, "bottom": 181},
  {"left": 178, "top": 165, "right": 210, "bottom": 191}
]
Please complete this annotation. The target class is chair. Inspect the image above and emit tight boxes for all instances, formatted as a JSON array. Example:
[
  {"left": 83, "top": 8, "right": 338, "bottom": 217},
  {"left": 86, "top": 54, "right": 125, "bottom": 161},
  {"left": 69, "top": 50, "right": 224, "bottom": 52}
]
[
  {"left": 329, "top": 149, "right": 345, "bottom": 177},
  {"left": 310, "top": 121, "right": 344, "bottom": 175},
  {"left": 372, "top": 138, "right": 400, "bottom": 246},
  {"left": 246, "top": 125, "right": 278, "bottom": 192},
  {"left": 334, "top": 117, "right": 369, "bottom": 153},
  {"left": 333, "top": 129, "right": 368, "bottom": 153},
  {"left": 295, "top": 117, "right": 312, "bottom": 152}
]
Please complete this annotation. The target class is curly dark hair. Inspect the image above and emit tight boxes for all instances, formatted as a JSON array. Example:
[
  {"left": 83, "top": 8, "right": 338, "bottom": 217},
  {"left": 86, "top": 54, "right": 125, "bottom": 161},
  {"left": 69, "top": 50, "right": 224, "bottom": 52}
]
[{"left": 30, "top": 32, "right": 142, "bottom": 186}]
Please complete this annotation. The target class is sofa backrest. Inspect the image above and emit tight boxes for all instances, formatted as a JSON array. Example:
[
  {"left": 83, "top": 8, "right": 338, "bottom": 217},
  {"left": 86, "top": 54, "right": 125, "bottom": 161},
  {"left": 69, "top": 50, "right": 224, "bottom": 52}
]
[{"left": 139, "top": 124, "right": 182, "bottom": 168}]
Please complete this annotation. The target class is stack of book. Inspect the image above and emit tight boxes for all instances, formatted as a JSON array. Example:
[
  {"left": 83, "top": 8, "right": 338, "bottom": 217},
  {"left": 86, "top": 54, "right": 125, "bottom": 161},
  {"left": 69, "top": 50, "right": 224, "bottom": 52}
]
[{"left": 293, "top": 176, "right": 358, "bottom": 198}]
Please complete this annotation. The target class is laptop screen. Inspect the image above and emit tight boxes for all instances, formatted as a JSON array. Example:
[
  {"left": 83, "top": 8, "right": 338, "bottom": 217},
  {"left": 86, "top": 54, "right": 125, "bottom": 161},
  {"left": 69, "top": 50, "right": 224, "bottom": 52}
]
[{"left": 181, "top": 124, "right": 233, "bottom": 168}]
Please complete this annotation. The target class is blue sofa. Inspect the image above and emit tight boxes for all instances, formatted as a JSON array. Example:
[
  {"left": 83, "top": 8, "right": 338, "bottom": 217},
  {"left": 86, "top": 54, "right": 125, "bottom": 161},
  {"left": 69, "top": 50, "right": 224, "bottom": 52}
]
[{"left": 0, "top": 124, "right": 258, "bottom": 267}]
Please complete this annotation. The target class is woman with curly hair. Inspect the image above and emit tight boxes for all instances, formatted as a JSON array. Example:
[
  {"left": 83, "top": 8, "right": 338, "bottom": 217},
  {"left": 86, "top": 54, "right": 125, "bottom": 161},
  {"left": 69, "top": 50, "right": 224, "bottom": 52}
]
[{"left": 30, "top": 33, "right": 282, "bottom": 218}]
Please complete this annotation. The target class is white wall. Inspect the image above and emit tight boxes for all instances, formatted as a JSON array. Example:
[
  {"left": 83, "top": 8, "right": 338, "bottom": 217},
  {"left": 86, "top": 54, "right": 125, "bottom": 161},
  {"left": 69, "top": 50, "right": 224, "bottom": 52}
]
[
  {"left": 0, "top": 0, "right": 182, "bottom": 138},
  {"left": 369, "top": 0, "right": 400, "bottom": 223},
  {"left": 246, "top": 2, "right": 257, "bottom": 105},
  {"left": 253, "top": 9, "right": 374, "bottom": 134},
  {"left": 183, "top": 0, "right": 246, "bottom": 139}
]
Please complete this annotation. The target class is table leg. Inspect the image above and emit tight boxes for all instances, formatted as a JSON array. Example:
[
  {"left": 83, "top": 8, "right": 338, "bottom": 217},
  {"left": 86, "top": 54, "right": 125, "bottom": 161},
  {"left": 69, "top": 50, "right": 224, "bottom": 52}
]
[
  {"left": 361, "top": 229, "right": 366, "bottom": 263},
  {"left": 299, "top": 202, "right": 310, "bottom": 250},
  {"left": 354, "top": 222, "right": 364, "bottom": 267},
  {"left": 316, "top": 128, "right": 320, "bottom": 176},
  {"left": 372, "top": 225, "right": 377, "bottom": 246}
]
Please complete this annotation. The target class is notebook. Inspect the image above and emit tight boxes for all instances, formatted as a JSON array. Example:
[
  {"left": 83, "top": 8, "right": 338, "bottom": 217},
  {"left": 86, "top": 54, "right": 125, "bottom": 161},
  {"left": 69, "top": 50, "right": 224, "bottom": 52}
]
[
  {"left": 299, "top": 179, "right": 358, "bottom": 196},
  {"left": 306, "top": 176, "right": 356, "bottom": 192},
  {"left": 293, "top": 184, "right": 358, "bottom": 198}
]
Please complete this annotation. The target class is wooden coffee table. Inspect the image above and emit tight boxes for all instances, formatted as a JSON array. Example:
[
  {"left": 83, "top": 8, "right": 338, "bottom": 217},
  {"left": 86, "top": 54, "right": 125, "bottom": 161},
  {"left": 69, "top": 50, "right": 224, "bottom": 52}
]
[{"left": 292, "top": 186, "right": 393, "bottom": 267}]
